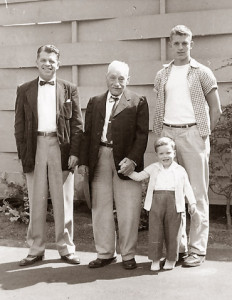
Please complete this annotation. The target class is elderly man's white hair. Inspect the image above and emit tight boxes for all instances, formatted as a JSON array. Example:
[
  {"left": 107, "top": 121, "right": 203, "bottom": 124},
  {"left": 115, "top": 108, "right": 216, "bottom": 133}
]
[{"left": 107, "top": 60, "right": 129, "bottom": 76}]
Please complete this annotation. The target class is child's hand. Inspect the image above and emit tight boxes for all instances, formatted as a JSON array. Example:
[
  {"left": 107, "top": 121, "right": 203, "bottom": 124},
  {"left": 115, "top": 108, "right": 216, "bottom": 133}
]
[{"left": 189, "top": 203, "right": 196, "bottom": 215}]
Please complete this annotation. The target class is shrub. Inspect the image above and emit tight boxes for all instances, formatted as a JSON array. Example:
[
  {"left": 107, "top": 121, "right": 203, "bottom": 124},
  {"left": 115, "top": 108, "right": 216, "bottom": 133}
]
[
  {"left": 0, "top": 172, "right": 29, "bottom": 224},
  {"left": 209, "top": 104, "right": 232, "bottom": 229}
]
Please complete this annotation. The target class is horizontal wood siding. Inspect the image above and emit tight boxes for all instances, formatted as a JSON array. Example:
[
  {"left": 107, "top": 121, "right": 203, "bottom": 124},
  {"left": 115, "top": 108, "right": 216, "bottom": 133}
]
[
  {"left": 0, "top": 41, "right": 160, "bottom": 68},
  {"left": 166, "top": 0, "right": 232, "bottom": 13},
  {"left": 0, "top": 23, "right": 72, "bottom": 46},
  {"left": 0, "top": 0, "right": 160, "bottom": 25},
  {"left": 0, "top": 0, "right": 231, "bottom": 204}
]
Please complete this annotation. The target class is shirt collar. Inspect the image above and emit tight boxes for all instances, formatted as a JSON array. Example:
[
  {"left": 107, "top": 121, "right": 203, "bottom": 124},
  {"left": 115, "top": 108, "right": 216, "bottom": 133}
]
[
  {"left": 39, "top": 76, "right": 56, "bottom": 85},
  {"left": 107, "top": 91, "right": 122, "bottom": 101},
  {"left": 163, "top": 58, "right": 199, "bottom": 69}
]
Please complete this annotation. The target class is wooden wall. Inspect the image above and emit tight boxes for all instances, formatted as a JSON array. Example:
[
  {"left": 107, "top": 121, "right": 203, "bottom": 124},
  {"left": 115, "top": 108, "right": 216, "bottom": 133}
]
[{"left": 0, "top": 0, "right": 232, "bottom": 203}]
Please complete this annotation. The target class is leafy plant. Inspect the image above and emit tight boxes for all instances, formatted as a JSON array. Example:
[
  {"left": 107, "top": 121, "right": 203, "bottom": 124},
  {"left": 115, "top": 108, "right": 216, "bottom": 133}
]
[
  {"left": 0, "top": 198, "right": 29, "bottom": 224},
  {"left": 0, "top": 172, "right": 30, "bottom": 224},
  {"left": 209, "top": 104, "right": 232, "bottom": 229}
]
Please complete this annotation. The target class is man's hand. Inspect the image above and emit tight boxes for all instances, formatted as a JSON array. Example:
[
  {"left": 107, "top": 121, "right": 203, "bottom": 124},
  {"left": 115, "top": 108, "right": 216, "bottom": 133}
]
[
  {"left": 78, "top": 165, "right": 89, "bottom": 177},
  {"left": 118, "top": 157, "right": 135, "bottom": 176},
  {"left": 189, "top": 204, "right": 201, "bottom": 227},
  {"left": 188, "top": 203, "right": 196, "bottom": 215},
  {"left": 68, "top": 155, "right": 79, "bottom": 170}
]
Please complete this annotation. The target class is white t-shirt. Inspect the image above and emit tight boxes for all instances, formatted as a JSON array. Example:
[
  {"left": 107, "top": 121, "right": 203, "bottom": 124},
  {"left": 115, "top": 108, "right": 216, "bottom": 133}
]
[{"left": 164, "top": 64, "right": 196, "bottom": 124}]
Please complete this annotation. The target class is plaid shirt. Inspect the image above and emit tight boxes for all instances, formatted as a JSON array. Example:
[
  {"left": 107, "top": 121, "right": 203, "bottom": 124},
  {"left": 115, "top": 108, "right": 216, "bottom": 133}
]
[{"left": 153, "top": 58, "right": 218, "bottom": 137}]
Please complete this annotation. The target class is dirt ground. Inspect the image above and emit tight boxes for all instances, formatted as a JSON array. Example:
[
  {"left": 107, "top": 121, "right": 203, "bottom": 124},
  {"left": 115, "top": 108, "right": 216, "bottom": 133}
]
[{"left": 0, "top": 202, "right": 232, "bottom": 251}]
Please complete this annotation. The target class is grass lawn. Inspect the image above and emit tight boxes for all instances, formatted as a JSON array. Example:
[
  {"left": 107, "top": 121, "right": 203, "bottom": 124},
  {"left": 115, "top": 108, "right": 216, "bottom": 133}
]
[{"left": 0, "top": 202, "right": 232, "bottom": 253}]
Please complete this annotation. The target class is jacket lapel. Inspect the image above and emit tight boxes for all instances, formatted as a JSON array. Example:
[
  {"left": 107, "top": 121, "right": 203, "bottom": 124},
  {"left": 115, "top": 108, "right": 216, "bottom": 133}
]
[
  {"left": 25, "top": 78, "right": 39, "bottom": 125},
  {"left": 98, "top": 92, "right": 107, "bottom": 119},
  {"left": 113, "top": 89, "right": 130, "bottom": 117},
  {"left": 56, "top": 79, "right": 66, "bottom": 121}
]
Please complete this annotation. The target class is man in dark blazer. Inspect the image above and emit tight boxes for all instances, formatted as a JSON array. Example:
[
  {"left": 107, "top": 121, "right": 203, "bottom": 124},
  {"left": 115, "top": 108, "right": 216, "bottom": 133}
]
[
  {"left": 79, "top": 60, "right": 149, "bottom": 269},
  {"left": 14, "top": 45, "right": 83, "bottom": 266}
]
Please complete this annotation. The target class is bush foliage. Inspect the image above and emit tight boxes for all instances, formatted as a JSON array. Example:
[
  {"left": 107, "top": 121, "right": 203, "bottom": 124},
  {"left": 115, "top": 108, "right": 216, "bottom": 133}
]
[
  {"left": 0, "top": 172, "right": 29, "bottom": 224},
  {"left": 209, "top": 104, "right": 232, "bottom": 229}
]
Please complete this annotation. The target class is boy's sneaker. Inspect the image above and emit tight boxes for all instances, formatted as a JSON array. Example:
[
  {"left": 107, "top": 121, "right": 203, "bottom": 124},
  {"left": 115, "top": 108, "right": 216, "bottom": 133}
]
[
  {"left": 183, "top": 253, "right": 205, "bottom": 267},
  {"left": 150, "top": 260, "right": 160, "bottom": 271},
  {"left": 163, "top": 260, "right": 176, "bottom": 270}
]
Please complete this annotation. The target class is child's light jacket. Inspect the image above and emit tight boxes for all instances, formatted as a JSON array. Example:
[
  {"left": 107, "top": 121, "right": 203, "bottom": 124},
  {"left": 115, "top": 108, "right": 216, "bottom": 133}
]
[{"left": 129, "top": 161, "right": 196, "bottom": 212}]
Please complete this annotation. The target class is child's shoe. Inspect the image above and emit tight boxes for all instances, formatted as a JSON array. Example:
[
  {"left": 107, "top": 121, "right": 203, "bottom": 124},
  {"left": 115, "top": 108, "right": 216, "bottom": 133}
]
[
  {"left": 150, "top": 260, "right": 160, "bottom": 271},
  {"left": 163, "top": 260, "right": 176, "bottom": 270}
]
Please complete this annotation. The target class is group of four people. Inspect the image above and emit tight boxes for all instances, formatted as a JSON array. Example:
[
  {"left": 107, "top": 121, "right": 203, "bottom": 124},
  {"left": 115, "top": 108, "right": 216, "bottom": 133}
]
[{"left": 14, "top": 25, "right": 222, "bottom": 271}]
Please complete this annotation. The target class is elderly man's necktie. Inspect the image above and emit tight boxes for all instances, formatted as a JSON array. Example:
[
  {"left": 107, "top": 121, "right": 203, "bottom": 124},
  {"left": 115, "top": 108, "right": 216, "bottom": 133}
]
[
  {"left": 106, "top": 96, "right": 119, "bottom": 143},
  {"left": 40, "top": 80, "right": 55, "bottom": 86}
]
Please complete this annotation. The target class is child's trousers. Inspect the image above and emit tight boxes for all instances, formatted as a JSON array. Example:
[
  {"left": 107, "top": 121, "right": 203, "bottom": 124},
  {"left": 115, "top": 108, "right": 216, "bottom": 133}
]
[{"left": 148, "top": 190, "right": 182, "bottom": 261}]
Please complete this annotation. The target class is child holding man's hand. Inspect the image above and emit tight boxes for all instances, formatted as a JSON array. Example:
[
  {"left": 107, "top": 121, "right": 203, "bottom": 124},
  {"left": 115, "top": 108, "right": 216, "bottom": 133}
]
[{"left": 119, "top": 137, "right": 200, "bottom": 271}]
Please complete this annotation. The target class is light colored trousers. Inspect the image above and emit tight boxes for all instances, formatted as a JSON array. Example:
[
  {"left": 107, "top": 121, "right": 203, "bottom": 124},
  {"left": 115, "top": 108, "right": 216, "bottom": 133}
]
[
  {"left": 162, "top": 125, "right": 210, "bottom": 255},
  {"left": 91, "top": 146, "right": 142, "bottom": 261},
  {"left": 26, "top": 136, "right": 75, "bottom": 256}
]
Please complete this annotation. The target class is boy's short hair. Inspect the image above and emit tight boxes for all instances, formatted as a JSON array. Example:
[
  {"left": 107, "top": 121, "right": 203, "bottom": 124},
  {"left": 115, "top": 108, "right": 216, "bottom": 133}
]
[
  {"left": 170, "top": 25, "right": 192, "bottom": 41},
  {"left": 154, "top": 137, "right": 176, "bottom": 152},
  {"left": 37, "top": 45, "right": 60, "bottom": 59}
]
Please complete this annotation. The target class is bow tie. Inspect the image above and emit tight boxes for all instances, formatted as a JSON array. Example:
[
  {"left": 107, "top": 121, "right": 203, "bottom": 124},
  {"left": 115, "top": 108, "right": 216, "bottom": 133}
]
[
  {"left": 109, "top": 96, "right": 119, "bottom": 102},
  {"left": 40, "top": 80, "right": 55, "bottom": 86}
]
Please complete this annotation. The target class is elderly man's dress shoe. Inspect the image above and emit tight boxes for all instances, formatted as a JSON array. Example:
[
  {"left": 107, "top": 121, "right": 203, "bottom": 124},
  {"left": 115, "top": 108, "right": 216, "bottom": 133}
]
[
  {"left": 122, "top": 258, "right": 137, "bottom": 270},
  {"left": 88, "top": 257, "right": 117, "bottom": 268},
  {"left": 61, "top": 253, "right": 80, "bottom": 264},
  {"left": 19, "top": 255, "right": 44, "bottom": 266}
]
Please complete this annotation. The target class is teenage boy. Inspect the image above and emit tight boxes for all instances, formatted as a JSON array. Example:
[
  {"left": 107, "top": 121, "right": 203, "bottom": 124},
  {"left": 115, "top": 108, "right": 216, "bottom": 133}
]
[{"left": 153, "top": 25, "right": 222, "bottom": 267}]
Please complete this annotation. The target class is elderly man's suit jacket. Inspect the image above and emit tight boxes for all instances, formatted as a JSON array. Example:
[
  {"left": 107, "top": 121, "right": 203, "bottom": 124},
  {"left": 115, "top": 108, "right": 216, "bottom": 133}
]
[
  {"left": 14, "top": 77, "right": 83, "bottom": 173},
  {"left": 79, "top": 89, "right": 149, "bottom": 182}
]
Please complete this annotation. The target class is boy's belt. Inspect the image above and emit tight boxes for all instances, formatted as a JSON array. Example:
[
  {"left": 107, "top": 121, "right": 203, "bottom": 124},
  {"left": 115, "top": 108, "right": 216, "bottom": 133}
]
[{"left": 154, "top": 190, "right": 175, "bottom": 195}]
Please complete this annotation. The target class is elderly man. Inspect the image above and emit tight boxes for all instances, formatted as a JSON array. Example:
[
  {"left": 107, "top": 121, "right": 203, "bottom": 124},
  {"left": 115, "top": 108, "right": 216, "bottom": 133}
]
[
  {"left": 79, "top": 60, "right": 149, "bottom": 269},
  {"left": 14, "top": 45, "right": 83, "bottom": 266}
]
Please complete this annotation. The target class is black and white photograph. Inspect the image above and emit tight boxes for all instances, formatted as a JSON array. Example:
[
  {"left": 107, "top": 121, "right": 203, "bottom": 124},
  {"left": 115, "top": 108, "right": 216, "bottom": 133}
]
[{"left": 0, "top": 1, "right": 231, "bottom": 299}]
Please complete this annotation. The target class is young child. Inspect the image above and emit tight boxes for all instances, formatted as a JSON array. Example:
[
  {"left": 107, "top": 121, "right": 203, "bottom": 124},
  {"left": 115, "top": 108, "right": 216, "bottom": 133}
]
[{"left": 126, "top": 137, "right": 198, "bottom": 271}]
